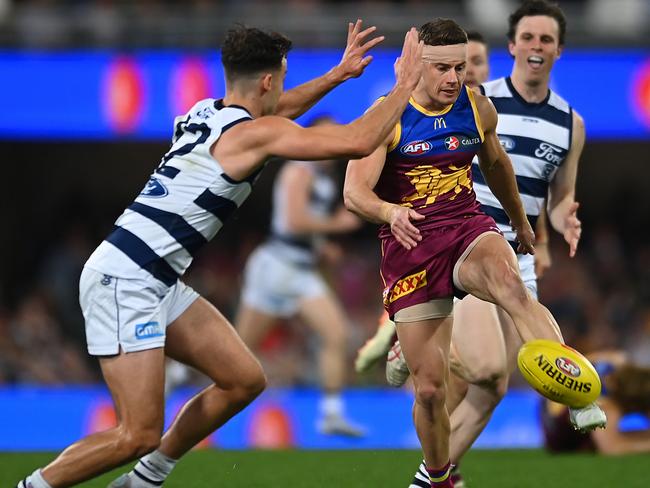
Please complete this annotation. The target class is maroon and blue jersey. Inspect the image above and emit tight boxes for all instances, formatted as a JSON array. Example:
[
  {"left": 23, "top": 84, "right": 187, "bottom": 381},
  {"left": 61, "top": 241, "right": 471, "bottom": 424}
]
[{"left": 375, "top": 85, "right": 485, "bottom": 237}]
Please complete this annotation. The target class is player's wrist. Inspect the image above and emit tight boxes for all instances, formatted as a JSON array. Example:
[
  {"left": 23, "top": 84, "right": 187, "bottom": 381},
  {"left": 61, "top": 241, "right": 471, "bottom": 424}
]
[
  {"left": 379, "top": 202, "right": 396, "bottom": 223},
  {"left": 327, "top": 65, "right": 347, "bottom": 85}
]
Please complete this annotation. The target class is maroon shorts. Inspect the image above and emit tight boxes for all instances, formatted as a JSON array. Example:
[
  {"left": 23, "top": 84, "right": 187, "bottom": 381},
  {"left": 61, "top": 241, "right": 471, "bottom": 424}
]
[{"left": 380, "top": 213, "right": 501, "bottom": 317}]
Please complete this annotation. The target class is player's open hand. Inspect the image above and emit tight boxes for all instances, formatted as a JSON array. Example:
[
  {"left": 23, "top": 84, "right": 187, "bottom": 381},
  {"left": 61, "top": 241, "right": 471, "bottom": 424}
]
[
  {"left": 383, "top": 203, "right": 425, "bottom": 250},
  {"left": 334, "top": 19, "right": 385, "bottom": 81},
  {"left": 563, "top": 201, "right": 581, "bottom": 257},
  {"left": 513, "top": 221, "right": 536, "bottom": 255},
  {"left": 394, "top": 28, "right": 424, "bottom": 91}
]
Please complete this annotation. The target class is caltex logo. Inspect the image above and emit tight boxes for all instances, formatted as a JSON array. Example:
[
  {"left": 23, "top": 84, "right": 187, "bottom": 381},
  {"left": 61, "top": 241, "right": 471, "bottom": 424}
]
[{"left": 445, "top": 136, "right": 459, "bottom": 151}]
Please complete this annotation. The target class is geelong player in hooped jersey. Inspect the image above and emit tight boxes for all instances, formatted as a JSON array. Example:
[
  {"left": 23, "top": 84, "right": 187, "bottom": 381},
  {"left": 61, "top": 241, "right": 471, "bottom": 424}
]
[
  {"left": 344, "top": 17, "right": 598, "bottom": 488},
  {"left": 16, "top": 22, "right": 426, "bottom": 488}
]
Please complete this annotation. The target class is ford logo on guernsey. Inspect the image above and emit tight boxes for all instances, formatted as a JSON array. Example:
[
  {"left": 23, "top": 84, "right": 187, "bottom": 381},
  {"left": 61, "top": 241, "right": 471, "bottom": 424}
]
[
  {"left": 140, "top": 177, "right": 168, "bottom": 198},
  {"left": 135, "top": 321, "right": 164, "bottom": 340},
  {"left": 400, "top": 140, "right": 432, "bottom": 156},
  {"left": 555, "top": 357, "right": 581, "bottom": 378}
]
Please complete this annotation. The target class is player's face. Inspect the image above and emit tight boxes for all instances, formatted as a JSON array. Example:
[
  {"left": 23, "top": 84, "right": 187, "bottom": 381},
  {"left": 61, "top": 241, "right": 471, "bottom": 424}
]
[
  {"left": 265, "top": 57, "right": 287, "bottom": 116},
  {"left": 465, "top": 40, "right": 489, "bottom": 88},
  {"left": 420, "top": 43, "right": 467, "bottom": 106},
  {"left": 509, "top": 15, "right": 562, "bottom": 85}
]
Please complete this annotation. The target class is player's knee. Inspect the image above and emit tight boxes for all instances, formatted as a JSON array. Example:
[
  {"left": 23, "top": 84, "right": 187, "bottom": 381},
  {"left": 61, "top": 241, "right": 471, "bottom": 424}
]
[
  {"left": 234, "top": 363, "right": 267, "bottom": 404},
  {"left": 464, "top": 363, "right": 508, "bottom": 393},
  {"left": 117, "top": 426, "right": 161, "bottom": 460},
  {"left": 473, "top": 370, "right": 509, "bottom": 402},
  {"left": 413, "top": 377, "right": 446, "bottom": 410}
]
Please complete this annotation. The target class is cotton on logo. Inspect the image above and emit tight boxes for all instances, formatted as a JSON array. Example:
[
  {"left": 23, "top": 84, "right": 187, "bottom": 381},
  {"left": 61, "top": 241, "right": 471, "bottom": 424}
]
[
  {"left": 555, "top": 357, "right": 581, "bottom": 378},
  {"left": 401, "top": 140, "right": 432, "bottom": 156}
]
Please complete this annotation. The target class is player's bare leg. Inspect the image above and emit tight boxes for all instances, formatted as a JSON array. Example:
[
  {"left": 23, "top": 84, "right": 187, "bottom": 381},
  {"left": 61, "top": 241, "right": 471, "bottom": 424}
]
[
  {"left": 456, "top": 234, "right": 605, "bottom": 430},
  {"left": 109, "top": 298, "right": 266, "bottom": 488},
  {"left": 298, "top": 293, "right": 365, "bottom": 436},
  {"left": 398, "top": 315, "right": 453, "bottom": 479},
  {"left": 447, "top": 295, "right": 510, "bottom": 462},
  {"left": 158, "top": 298, "right": 266, "bottom": 458},
  {"left": 456, "top": 234, "right": 562, "bottom": 343},
  {"left": 236, "top": 304, "right": 282, "bottom": 353},
  {"left": 36, "top": 348, "right": 166, "bottom": 487}
]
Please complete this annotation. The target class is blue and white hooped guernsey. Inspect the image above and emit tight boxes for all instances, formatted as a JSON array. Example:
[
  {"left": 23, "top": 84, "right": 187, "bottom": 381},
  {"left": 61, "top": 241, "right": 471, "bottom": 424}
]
[
  {"left": 85, "top": 99, "right": 258, "bottom": 287},
  {"left": 472, "top": 77, "right": 573, "bottom": 249}
]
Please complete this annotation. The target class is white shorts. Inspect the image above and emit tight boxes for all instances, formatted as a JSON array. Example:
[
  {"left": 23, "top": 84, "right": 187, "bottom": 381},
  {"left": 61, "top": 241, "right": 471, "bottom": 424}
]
[
  {"left": 240, "top": 244, "right": 327, "bottom": 317},
  {"left": 517, "top": 253, "right": 538, "bottom": 299},
  {"left": 80, "top": 267, "right": 199, "bottom": 356}
]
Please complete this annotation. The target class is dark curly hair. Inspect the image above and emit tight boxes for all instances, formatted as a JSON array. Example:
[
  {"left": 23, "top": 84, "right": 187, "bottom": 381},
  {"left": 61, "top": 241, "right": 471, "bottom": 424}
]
[
  {"left": 419, "top": 18, "right": 467, "bottom": 47},
  {"left": 221, "top": 25, "right": 292, "bottom": 81},
  {"left": 508, "top": 0, "right": 567, "bottom": 46}
]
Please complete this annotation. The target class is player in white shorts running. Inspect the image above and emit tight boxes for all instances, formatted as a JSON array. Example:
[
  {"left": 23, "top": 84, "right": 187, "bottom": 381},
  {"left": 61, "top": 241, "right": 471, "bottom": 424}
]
[
  {"left": 237, "top": 115, "right": 366, "bottom": 436},
  {"left": 15, "top": 21, "right": 426, "bottom": 488}
]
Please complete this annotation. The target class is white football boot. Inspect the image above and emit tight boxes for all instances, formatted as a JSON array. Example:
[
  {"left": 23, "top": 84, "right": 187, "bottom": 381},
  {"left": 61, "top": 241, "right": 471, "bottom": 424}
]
[
  {"left": 355, "top": 317, "right": 396, "bottom": 373},
  {"left": 317, "top": 414, "right": 366, "bottom": 437},
  {"left": 386, "top": 341, "right": 410, "bottom": 387},
  {"left": 107, "top": 474, "right": 132, "bottom": 488},
  {"left": 569, "top": 402, "right": 607, "bottom": 432}
]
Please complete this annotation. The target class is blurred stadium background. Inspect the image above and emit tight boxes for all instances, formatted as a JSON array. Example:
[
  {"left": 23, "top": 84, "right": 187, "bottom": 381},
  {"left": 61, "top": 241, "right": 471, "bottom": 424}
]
[{"left": 0, "top": 0, "right": 649, "bottom": 484}]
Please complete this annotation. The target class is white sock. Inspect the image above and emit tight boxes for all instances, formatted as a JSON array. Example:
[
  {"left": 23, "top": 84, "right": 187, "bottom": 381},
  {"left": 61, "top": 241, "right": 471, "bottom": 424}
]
[
  {"left": 18, "top": 469, "right": 52, "bottom": 488},
  {"left": 131, "top": 450, "right": 178, "bottom": 486},
  {"left": 320, "top": 393, "right": 343, "bottom": 417}
]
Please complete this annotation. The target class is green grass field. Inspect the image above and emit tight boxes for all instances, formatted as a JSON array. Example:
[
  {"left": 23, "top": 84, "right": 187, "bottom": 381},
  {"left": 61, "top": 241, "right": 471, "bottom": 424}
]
[{"left": 0, "top": 449, "right": 646, "bottom": 487}]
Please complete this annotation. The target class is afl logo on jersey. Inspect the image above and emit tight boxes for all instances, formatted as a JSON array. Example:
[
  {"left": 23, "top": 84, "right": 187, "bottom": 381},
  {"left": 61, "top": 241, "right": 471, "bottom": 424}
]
[
  {"left": 444, "top": 136, "right": 460, "bottom": 151},
  {"left": 499, "top": 136, "right": 516, "bottom": 151},
  {"left": 401, "top": 140, "right": 432, "bottom": 156},
  {"left": 140, "top": 177, "right": 168, "bottom": 198}
]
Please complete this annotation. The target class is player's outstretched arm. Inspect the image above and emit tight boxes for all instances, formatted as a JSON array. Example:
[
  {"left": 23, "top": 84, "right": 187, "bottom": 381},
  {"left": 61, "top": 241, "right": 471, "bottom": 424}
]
[
  {"left": 548, "top": 110, "right": 585, "bottom": 258},
  {"left": 275, "top": 19, "right": 384, "bottom": 119},
  {"left": 476, "top": 94, "right": 534, "bottom": 254}
]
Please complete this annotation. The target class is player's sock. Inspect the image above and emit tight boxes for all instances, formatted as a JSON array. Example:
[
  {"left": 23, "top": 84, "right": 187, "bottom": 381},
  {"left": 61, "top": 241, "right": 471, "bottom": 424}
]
[
  {"left": 450, "top": 464, "right": 465, "bottom": 488},
  {"left": 409, "top": 460, "right": 430, "bottom": 487},
  {"left": 17, "top": 469, "right": 52, "bottom": 488},
  {"left": 427, "top": 461, "right": 453, "bottom": 487},
  {"left": 131, "top": 450, "right": 178, "bottom": 486},
  {"left": 319, "top": 392, "right": 344, "bottom": 418}
]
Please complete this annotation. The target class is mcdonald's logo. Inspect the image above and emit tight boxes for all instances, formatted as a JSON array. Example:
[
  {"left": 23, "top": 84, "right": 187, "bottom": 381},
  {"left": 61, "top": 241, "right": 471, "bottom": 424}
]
[{"left": 434, "top": 118, "right": 447, "bottom": 130}]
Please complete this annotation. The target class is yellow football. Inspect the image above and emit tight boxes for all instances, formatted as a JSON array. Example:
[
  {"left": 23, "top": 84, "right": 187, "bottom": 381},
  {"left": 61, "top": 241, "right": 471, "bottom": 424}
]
[{"left": 517, "top": 339, "right": 601, "bottom": 408}]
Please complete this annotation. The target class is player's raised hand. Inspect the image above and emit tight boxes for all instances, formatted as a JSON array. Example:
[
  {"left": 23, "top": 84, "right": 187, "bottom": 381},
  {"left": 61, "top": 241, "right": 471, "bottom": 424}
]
[
  {"left": 563, "top": 201, "right": 581, "bottom": 257},
  {"left": 513, "top": 220, "right": 536, "bottom": 255},
  {"left": 394, "top": 28, "right": 424, "bottom": 91},
  {"left": 382, "top": 203, "right": 425, "bottom": 250},
  {"left": 334, "top": 19, "right": 385, "bottom": 81}
]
